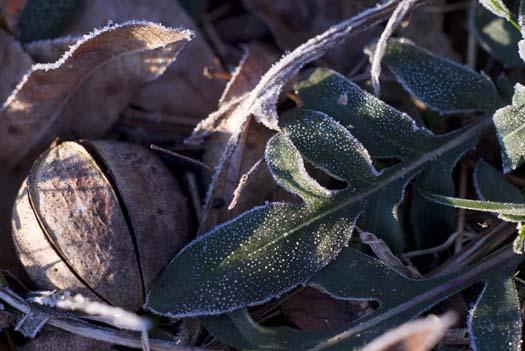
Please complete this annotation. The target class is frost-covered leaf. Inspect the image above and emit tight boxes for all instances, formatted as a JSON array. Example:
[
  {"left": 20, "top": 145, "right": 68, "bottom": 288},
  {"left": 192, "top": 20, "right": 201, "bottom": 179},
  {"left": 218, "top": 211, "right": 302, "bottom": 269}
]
[
  {"left": 479, "top": 0, "right": 520, "bottom": 29},
  {"left": 421, "top": 190, "right": 525, "bottom": 220},
  {"left": 297, "top": 68, "right": 477, "bottom": 250},
  {"left": 198, "top": 44, "right": 279, "bottom": 234},
  {"left": 147, "top": 68, "right": 492, "bottom": 317},
  {"left": 0, "top": 21, "right": 191, "bottom": 169},
  {"left": 62, "top": 0, "right": 225, "bottom": 126},
  {"left": 202, "top": 247, "right": 523, "bottom": 350},
  {"left": 473, "top": 1, "right": 523, "bottom": 67},
  {"left": 469, "top": 274, "right": 522, "bottom": 351},
  {"left": 382, "top": 38, "right": 501, "bottom": 113},
  {"left": 361, "top": 313, "right": 456, "bottom": 351},
  {"left": 493, "top": 83, "right": 525, "bottom": 172}
]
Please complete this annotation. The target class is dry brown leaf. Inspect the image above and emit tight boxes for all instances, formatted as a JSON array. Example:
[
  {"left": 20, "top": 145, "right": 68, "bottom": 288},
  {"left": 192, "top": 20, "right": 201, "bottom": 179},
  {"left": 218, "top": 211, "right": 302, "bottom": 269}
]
[
  {"left": 0, "top": 20, "right": 191, "bottom": 170},
  {"left": 282, "top": 287, "right": 371, "bottom": 332},
  {"left": 198, "top": 43, "right": 280, "bottom": 233},
  {"left": 24, "top": 36, "right": 77, "bottom": 63},
  {"left": 61, "top": 0, "right": 225, "bottom": 124},
  {"left": 241, "top": 0, "right": 379, "bottom": 72},
  {"left": 0, "top": 29, "right": 32, "bottom": 104},
  {"left": 361, "top": 313, "right": 457, "bottom": 351}
]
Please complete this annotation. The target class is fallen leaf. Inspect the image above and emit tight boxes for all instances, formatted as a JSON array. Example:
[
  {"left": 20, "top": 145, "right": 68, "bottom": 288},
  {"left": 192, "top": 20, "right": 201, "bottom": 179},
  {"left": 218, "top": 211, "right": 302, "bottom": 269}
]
[
  {"left": 361, "top": 313, "right": 457, "bottom": 351},
  {"left": 241, "top": 0, "right": 379, "bottom": 72},
  {"left": 62, "top": 0, "right": 225, "bottom": 124},
  {"left": 0, "top": 29, "right": 32, "bottom": 104},
  {"left": 282, "top": 287, "right": 371, "bottom": 331},
  {"left": 198, "top": 43, "right": 280, "bottom": 233},
  {"left": 24, "top": 36, "right": 77, "bottom": 63},
  {"left": 0, "top": 20, "right": 192, "bottom": 170}
]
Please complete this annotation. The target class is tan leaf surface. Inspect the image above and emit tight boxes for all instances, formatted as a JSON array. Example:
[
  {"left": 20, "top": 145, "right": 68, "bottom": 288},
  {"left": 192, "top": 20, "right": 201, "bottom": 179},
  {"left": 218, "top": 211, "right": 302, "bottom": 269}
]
[
  {"left": 198, "top": 43, "right": 280, "bottom": 233},
  {"left": 0, "top": 21, "right": 192, "bottom": 170},
  {"left": 62, "top": 0, "right": 225, "bottom": 123},
  {"left": 362, "top": 313, "right": 457, "bottom": 351}
]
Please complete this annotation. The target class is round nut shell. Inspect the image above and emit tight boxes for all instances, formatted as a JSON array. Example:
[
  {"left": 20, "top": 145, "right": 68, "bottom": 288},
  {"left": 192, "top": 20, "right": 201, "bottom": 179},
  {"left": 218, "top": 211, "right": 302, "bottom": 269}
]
[{"left": 12, "top": 141, "right": 190, "bottom": 310}]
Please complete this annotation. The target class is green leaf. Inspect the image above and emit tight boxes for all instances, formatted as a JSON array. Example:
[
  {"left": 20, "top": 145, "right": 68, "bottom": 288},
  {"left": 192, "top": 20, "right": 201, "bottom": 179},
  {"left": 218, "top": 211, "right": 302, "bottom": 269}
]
[
  {"left": 472, "top": 2, "right": 524, "bottom": 67},
  {"left": 410, "top": 147, "right": 467, "bottom": 249},
  {"left": 479, "top": 0, "right": 521, "bottom": 30},
  {"left": 493, "top": 83, "right": 525, "bottom": 172},
  {"left": 474, "top": 160, "right": 524, "bottom": 203},
  {"left": 146, "top": 59, "right": 495, "bottom": 317},
  {"left": 382, "top": 38, "right": 501, "bottom": 113},
  {"left": 469, "top": 275, "right": 522, "bottom": 351},
  {"left": 420, "top": 190, "right": 525, "bottom": 219},
  {"left": 202, "top": 247, "right": 523, "bottom": 350}
]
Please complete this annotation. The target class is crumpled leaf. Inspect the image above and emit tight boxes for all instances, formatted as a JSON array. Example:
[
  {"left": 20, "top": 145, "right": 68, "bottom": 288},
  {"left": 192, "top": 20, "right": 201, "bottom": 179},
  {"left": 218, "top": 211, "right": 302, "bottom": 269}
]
[
  {"left": 61, "top": 0, "right": 225, "bottom": 124},
  {"left": 361, "top": 313, "right": 456, "bottom": 351},
  {"left": 0, "top": 20, "right": 192, "bottom": 169},
  {"left": 146, "top": 60, "right": 494, "bottom": 317},
  {"left": 198, "top": 43, "right": 280, "bottom": 234},
  {"left": 202, "top": 247, "right": 522, "bottom": 350},
  {"left": 241, "top": 0, "right": 378, "bottom": 72},
  {"left": 493, "top": 83, "right": 525, "bottom": 172},
  {"left": 382, "top": 38, "right": 501, "bottom": 113}
]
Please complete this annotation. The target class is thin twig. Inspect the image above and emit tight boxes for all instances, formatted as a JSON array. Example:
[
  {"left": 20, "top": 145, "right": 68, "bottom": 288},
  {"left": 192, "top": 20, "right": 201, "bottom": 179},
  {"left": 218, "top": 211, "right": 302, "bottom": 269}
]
[
  {"left": 0, "top": 289, "right": 206, "bottom": 351},
  {"left": 150, "top": 144, "right": 212, "bottom": 173},
  {"left": 185, "top": 172, "right": 203, "bottom": 221},
  {"left": 228, "top": 158, "right": 264, "bottom": 210}
]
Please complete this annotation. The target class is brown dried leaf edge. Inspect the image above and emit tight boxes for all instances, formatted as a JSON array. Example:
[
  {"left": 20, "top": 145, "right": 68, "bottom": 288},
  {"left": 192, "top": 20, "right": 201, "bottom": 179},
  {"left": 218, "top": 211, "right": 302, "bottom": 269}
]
[{"left": 0, "top": 20, "right": 193, "bottom": 169}]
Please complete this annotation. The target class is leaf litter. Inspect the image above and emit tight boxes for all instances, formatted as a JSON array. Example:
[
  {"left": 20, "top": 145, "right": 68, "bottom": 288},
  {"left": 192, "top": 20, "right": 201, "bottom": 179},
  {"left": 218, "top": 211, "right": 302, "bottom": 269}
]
[{"left": 1, "top": 1, "right": 525, "bottom": 351}]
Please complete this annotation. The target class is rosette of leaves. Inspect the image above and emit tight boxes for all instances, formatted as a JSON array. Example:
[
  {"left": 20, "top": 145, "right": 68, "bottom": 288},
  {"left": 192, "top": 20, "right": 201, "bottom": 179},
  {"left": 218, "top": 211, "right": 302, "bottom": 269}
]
[
  {"left": 147, "top": 38, "right": 498, "bottom": 310},
  {"left": 146, "top": 38, "right": 524, "bottom": 350}
]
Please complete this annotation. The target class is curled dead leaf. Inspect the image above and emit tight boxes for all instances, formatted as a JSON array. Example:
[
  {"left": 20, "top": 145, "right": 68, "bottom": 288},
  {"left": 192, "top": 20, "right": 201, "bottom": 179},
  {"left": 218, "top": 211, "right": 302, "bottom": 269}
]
[
  {"left": 362, "top": 313, "right": 457, "bottom": 351},
  {"left": 63, "top": 0, "right": 225, "bottom": 124},
  {"left": 198, "top": 43, "right": 280, "bottom": 233},
  {"left": 0, "top": 20, "right": 192, "bottom": 170}
]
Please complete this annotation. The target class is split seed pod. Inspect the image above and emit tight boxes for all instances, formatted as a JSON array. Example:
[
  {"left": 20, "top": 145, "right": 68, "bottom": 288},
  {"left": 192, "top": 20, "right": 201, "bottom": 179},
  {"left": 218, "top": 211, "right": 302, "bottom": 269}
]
[{"left": 12, "top": 140, "right": 190, "bottom": 310}]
